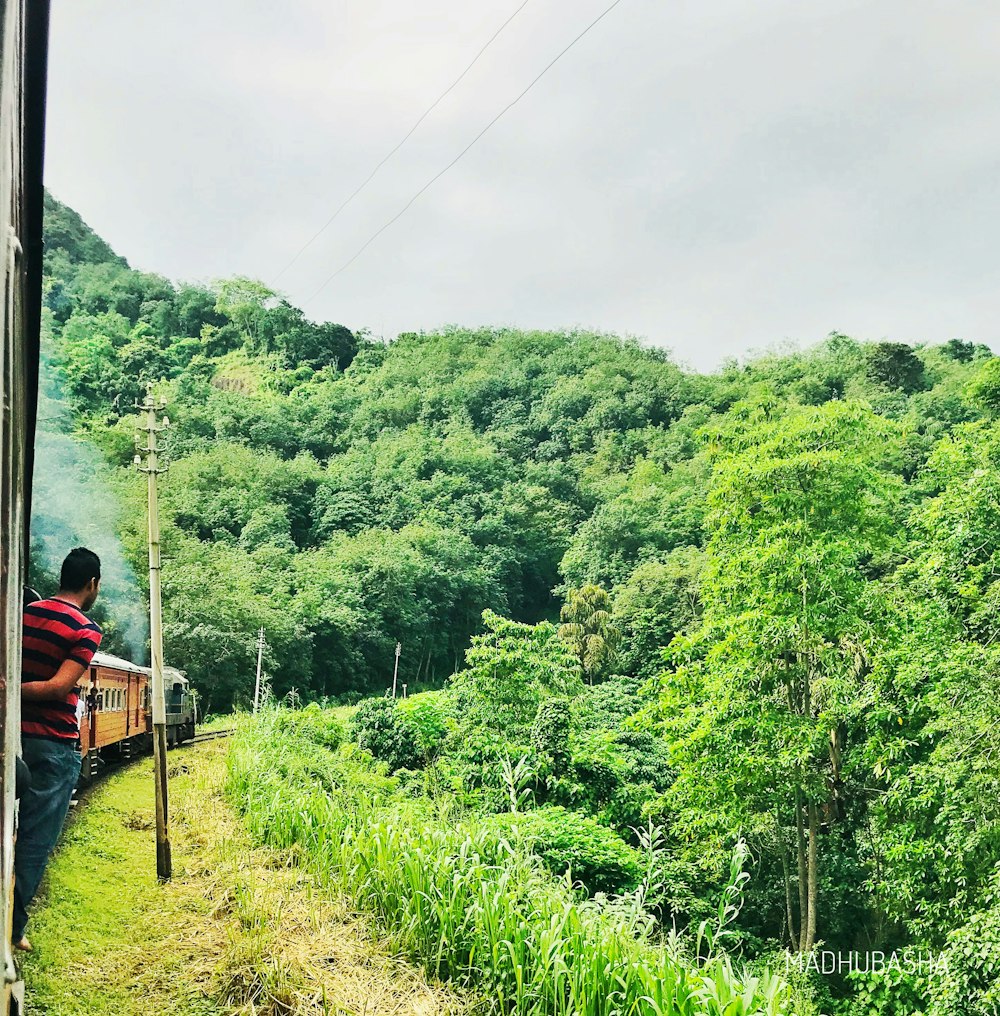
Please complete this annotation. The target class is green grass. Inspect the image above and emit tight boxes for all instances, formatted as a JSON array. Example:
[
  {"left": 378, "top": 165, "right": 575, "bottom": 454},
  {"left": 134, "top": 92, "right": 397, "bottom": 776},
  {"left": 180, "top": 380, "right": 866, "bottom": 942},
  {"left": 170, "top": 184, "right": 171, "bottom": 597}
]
[
  {"left": 199, "top": 711, "right": 243, "bottom": 733},
  {"left": 228, "top": 711, "right": 798, "bottom": 1016},
  {"left": 23, "top": 740, "right": 468, "bottom": 1016},
  {"left": 22, "top": 751, "right": 223, "bottom": 1015}
]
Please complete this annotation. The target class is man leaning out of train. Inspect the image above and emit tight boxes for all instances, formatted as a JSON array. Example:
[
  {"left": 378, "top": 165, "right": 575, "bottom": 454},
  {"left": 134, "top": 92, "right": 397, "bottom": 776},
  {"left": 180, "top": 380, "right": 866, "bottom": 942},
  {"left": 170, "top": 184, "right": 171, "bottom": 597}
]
[{"left": 15, "top": 547, "right": 103, "bottom": 952}]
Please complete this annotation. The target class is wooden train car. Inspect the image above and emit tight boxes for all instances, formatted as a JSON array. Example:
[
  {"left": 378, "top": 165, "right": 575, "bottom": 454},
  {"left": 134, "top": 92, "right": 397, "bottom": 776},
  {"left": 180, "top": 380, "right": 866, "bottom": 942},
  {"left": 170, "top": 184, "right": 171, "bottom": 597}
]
[
  {"left": 77, "top": 653, "right": 152, "bottom": 779},
  {"left": 76, "top": 654, "right": 196, "bottom": 779},
  {"left": 1, "top": 1, "right": 51, "bottom": 1011}
]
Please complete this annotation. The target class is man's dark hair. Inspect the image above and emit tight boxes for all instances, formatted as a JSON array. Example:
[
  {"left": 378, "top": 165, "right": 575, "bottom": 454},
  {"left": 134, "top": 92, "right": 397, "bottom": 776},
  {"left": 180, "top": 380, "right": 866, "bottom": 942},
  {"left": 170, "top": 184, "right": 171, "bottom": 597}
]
[{"left": 60, "top": 547, "right": 101, "bottom": 592}]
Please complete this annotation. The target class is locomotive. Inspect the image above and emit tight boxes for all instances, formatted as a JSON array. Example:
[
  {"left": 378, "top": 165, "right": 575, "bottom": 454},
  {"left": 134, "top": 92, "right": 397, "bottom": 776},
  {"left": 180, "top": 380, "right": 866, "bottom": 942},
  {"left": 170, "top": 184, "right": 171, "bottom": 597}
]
[{"left": 78, "top": 653, "right": 196, "bottom": 780}]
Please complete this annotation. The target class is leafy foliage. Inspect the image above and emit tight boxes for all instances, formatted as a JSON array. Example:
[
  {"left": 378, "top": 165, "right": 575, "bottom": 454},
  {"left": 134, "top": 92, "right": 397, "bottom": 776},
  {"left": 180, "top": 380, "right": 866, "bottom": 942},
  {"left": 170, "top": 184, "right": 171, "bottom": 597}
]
[
  {"left": 271, "top": 702, "right": 345, "bottom": 751},
  {"left": 348, "top": 698, "right": 421, "bottom": 772},
  {"left": 39, "top": 192, "right": 1000, "bottom": 1014},
  {"left": 558, "top": 584, "right": 619, "bottom": 683},
  {"left": 489, "top": 805, "right": 644, "bottom": 895},
  {"left": 451, "top": 611, "right": 582, "bottom": 738},
  {"left": 229, "top": 713, "right": 794, "bottom": 1016}
]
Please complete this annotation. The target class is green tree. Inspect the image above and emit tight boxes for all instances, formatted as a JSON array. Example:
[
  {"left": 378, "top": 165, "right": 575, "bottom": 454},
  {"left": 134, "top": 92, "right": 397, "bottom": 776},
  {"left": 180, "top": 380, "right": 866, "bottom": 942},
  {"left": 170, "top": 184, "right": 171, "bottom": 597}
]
[
  {"left": 965, "top": 357, "right": 1000, "bottom": 415},
  {"left": 214, "top": 276, "right": 278, "bottom": 352},
  {"left": 655, "top": 402, "right": 901, "bottom": 952},
  {"left": 558, "top": 584, "right": 620, "bottom": 684},
  {"left": 613, "top": 547, "right": 706, "bottom": 679},
  {"left": 559, "top": 458, "right": 707, "bottom": 589},
  {"left": 451, "top": 610, "right": 582, "bottom": 738},
  {"left": 863, "top": 341, "right": 926, "bottom": 393}
]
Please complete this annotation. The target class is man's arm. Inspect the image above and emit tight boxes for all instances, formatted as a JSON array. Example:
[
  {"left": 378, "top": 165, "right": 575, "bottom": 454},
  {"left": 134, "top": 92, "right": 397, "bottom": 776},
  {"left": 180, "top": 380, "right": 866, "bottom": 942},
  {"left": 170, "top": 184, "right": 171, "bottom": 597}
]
[{"left": 22, "top": 660, "right": 88, "bottom": 702}]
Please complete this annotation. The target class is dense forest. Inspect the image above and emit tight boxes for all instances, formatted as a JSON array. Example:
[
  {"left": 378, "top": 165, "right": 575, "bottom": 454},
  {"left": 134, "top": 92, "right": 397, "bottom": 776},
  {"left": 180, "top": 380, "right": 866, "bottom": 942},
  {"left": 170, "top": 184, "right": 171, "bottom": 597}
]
[{"left": 36, "top": 191, "right": 1000, "bottom": 1012}]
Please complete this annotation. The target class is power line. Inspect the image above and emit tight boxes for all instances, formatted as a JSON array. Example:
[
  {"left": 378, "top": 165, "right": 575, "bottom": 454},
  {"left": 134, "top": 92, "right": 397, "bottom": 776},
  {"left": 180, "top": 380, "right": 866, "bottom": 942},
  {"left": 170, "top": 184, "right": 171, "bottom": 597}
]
[
  {"left": 306, "top": 0, "right": 626, "bottom": 303},
  {"left": 275, "top": 0, "right": 535, "bottom": 283}
]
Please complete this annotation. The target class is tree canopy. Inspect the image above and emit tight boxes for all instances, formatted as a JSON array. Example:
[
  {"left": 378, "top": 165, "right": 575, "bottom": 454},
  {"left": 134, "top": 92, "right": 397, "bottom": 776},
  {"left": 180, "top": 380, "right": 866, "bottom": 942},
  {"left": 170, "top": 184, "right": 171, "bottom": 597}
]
[{"left": 33, "top": 191, "right": 1000, "bottom": 1014}]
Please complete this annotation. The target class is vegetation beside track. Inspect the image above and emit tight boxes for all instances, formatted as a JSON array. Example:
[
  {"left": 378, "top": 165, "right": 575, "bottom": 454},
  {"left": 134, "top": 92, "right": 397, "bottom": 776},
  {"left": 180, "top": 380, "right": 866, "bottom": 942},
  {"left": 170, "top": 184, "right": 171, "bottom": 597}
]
[
  {"left": 38, "top": 187, "right": 1000, "bottom": 1014},
  {"left": 228, "top": 710, "right": 798, "bottom": 1016},
  {"left": 22, "top": 739, "right": 467, "bottom": 1016}
]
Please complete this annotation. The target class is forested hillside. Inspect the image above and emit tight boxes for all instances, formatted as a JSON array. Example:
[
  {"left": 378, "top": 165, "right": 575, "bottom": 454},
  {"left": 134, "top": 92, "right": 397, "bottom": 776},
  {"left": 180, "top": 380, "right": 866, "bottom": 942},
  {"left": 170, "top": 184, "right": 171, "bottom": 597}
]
[{"left": 37, "top": 192, "right": 1000, "bottom": 1011}]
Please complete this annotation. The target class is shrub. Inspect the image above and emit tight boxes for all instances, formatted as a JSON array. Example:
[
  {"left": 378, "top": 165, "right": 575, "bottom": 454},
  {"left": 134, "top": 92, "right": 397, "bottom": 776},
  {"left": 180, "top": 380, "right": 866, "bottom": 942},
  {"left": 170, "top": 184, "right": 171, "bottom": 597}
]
[
  {"left": 572, "top": 673, "right": 648, "bottom": 735},
  {"left": 349, "top": 697, "right": 422, "bottom": 771},
  {"left": 271, "top": 703, "right": 344, "bottom": 751},
  {"left": 229, "top": 715, "right": 794, "bottom": 1016},
  {"left": 397, "top": 691, "right": 452, "bottom": 761},
  {"left": 929, "top": 900, "right": 1000, "bottom": 1015},
  {"left": 569, "top": 735, "right": 623, "bottom": 811},
  {"left": 437, "top": 726, "right": 540, "bottom": 814},
  {"left": 531, "top": 698, "right": 572, "bottom": 771},
  {"left": 846, "top": 959, "right": 930, "bottom": 1016},
  {"left": 490, "top": 805, "right": 644, "bottom": 895}
]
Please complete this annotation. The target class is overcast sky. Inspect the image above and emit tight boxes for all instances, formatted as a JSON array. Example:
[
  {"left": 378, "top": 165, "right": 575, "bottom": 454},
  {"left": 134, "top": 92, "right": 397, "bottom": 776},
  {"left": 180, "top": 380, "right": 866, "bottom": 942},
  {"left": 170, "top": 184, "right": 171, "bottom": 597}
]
[{"left": 45, "top": 0, "right": 1000, "bottom": 370}]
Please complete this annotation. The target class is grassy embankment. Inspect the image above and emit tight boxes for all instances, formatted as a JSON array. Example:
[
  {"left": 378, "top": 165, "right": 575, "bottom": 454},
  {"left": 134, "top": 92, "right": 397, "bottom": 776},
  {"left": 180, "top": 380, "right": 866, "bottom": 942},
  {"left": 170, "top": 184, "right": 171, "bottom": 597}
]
[
  {"left": 229, "top": 709, "right": 797, "bottom": 1016},
  {"left": 22, "top": 739, "right": 467, "bottom": 1016}
]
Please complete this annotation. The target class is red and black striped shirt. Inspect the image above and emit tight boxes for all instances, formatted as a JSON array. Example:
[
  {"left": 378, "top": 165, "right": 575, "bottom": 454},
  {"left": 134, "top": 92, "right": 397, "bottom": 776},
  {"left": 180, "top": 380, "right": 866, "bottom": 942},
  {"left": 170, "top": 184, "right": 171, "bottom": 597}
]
[{"left": 22, "top": 597, "right": 102, "bottom": 742}]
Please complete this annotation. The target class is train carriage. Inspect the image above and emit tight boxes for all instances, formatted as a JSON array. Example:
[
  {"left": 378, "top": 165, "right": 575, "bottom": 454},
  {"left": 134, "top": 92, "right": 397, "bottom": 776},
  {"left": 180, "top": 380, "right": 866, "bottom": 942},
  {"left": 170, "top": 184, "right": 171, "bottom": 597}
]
[
  {"left": 75, "top": 655, "right": 194, "bottom": 781},
  {"left": 77, "top": 653, "right": 153, "bottom": 779}
]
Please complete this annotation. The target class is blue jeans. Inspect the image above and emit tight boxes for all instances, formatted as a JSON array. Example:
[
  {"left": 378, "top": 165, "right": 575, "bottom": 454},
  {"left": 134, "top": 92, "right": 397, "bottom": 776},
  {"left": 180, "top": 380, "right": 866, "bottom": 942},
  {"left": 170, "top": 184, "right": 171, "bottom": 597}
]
[{"left": 13, "top": 737, "right": 81, "bottom": 940}]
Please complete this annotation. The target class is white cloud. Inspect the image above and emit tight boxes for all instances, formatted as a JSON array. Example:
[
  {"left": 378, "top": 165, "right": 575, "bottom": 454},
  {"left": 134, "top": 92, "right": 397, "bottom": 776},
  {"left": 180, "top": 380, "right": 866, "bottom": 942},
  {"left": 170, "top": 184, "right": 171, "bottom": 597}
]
[{"left": 45, "top": 0, "right": 1000, "bottom": 369}]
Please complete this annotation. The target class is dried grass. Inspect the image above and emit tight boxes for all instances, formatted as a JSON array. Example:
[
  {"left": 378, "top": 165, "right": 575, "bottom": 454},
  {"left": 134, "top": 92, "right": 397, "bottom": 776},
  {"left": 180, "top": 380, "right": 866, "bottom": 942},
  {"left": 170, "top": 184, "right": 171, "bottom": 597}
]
[
  {"left": 26, "top": 740, "right": 469, "bottom": 1016},
  {"left": 175, "top": 743, "right": 468, "bottom": 1016}
]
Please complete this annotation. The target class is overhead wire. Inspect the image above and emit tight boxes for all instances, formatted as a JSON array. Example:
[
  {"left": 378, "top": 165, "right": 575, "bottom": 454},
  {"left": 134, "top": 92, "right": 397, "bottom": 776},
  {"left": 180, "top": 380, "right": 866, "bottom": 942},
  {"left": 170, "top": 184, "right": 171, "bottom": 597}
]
[
  {"left": 275, "top": 0, "right": 535, "bottom": 282},
  {"left": 305, "top": 0, "right": 626, "bottom": 303}
]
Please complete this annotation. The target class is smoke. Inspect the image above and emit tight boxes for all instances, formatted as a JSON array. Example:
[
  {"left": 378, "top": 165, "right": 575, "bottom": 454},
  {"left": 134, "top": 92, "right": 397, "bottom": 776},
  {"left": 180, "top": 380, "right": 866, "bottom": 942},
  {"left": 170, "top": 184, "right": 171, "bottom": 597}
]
[{"left": 29, "top": 341, "right": 150, "bottom": 664}]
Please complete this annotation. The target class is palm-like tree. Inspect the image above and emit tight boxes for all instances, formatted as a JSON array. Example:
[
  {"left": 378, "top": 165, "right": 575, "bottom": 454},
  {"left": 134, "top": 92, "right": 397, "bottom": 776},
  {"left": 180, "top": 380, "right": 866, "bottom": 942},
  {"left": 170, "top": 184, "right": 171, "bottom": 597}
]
[{"left": 558, "top": 584, "right": 619, "bottom": 684}]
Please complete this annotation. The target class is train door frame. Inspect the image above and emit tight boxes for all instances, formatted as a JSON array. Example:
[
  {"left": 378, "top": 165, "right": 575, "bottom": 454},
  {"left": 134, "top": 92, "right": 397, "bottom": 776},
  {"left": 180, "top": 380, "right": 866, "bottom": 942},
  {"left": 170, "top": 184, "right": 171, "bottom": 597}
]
[
  {"left": 0, "top": 39, "right": 23, "bottom": 986},
  {"left": 0, "top": 2, "right": 52, "bottom": 1010}
]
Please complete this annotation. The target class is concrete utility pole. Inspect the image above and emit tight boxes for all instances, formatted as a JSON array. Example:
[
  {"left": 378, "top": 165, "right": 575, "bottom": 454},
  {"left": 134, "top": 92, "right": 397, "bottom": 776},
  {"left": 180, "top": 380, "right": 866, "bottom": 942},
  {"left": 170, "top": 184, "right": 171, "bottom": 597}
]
[
  {"left": 253, "top": 627, "right": 265, "bottom": 713},
  {"left": 392, "top": 641, "right": 401, "bottom": 699},
  {"left": 135, "top": 386, "right": 172, "bottom": 881}
]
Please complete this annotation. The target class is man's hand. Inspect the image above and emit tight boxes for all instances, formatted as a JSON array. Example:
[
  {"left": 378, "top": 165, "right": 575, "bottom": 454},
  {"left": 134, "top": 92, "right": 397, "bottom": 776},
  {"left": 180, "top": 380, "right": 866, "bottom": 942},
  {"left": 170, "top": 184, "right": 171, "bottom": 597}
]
[{"left": 22, "top": 659, "right": 88, "bottom": 702}]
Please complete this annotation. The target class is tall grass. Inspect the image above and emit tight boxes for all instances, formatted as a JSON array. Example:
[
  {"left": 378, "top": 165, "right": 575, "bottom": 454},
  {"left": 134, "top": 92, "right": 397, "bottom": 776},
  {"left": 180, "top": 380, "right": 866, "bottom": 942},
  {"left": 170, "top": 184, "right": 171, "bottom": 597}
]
[{"left": 226, "top": 714, "right": 795, "bottom": 1016}]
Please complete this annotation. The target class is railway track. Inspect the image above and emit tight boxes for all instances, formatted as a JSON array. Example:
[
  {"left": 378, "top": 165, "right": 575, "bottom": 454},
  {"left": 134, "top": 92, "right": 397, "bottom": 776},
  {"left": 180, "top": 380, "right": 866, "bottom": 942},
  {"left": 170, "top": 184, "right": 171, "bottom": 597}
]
[
  {"left": 189, "top": 728, "right": 235, "bottom": 744},
  {"left": 70, "top": 727, "right": 236, "bottom": 809},
  {"left": 75, "top": 728, "right": 235, "bottom": 794}
]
